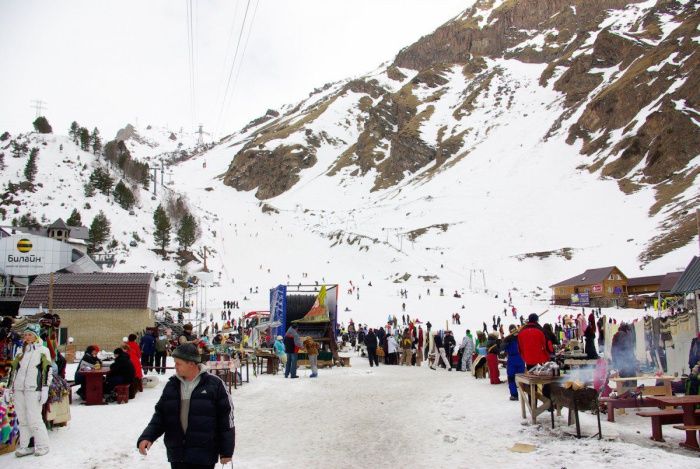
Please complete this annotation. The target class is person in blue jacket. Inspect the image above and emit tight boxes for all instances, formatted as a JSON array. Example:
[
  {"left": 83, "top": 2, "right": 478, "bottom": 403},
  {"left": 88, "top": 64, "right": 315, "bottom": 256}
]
[
  {"left": 502, "top": 324, "right": 525, "bottom": 401},
  {"left": 139, "top": 329, "right": 156, "bottom": 375},
  {"left": 273, "top": 335, "right": 287, "bottom": 367}
]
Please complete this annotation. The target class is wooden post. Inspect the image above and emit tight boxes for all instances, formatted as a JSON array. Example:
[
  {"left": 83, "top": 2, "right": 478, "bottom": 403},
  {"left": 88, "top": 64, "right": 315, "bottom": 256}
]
[{"left": 48, "top": 272, "right": 54, "bottom": 313}]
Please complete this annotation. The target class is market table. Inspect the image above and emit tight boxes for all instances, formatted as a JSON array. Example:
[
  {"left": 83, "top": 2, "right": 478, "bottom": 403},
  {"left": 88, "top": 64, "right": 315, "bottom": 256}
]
[
  {"left": 255, "top": 351, "right": 279, "bottom": 375},
  {"left": 652, "top": 395, "right": 700, "bottom": 451},
  {"left": 82, "top": 369, "right": 109, "bottom": 405},
  {"left": 515, "top": 374, "right": 562, "bottom": 424}
]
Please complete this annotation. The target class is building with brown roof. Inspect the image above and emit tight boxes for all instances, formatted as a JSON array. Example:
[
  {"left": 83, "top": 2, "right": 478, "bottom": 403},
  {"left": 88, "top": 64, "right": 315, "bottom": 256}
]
[
  {"left": 626, "top": 271, "right": 684, "bottom": 308},
  {"left": 550, "top": 266, "right": 628, "bottom": 307},
  {"left": 19, "top": 272, "right": 156, "bottom": 351}
]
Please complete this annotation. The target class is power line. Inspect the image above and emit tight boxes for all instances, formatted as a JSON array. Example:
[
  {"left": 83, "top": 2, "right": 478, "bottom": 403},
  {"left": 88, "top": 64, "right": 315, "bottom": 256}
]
[
  {"left": 185, "top": 0, "right": 197, "bottom": 127},
  {"left": 214, "top": 0, "right": 241, "bottom": 121},
  {"left": 215, "top": 0, "right": 252, "bottom": 135},
  {"left": 224, "top": 0, "right": 259, "bottom": 123}
]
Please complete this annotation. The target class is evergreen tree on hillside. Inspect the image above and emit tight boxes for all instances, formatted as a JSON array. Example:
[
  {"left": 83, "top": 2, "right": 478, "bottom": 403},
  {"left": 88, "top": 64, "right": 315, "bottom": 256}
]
[
  {"left": 91, "top": 127, "right": 102, "bottom": 155},
  {"left": 66, "top": 208, "right": 82, "bottom": 226},
  {"left": 24, "top": 147, "right": 38, "bottom": 182},
  {"left": 177, "top": 212, "right": 197, "bottom": 251},
  {"left": 18, "top": 213, "right": 41, "bottom": 230},
  {"left": 153, "top": 204, "right": 171, "bottom": 255},
  {"left": 112, "top": 180, "right": 135, "bottom": 210},
  {"left": 88, "top": 210, "right": 111, "bottom": 253},
  {"left": 32, "top": 116, "right": 52, "bottom": 134},
  {"left": 0, "top": 131, "right": 9, "bottom": 141},
  {"left": 78, "top": 127, "right": 91, "bottom": 151},
  {"left": 89, "top": 167, "right": 114, "bottom": 195},
  {"left": 69, "top": 121, "right": 80, "bottom": 144},
  {"left": 11, "top": 140, "right": 29, "bottom": 158}
]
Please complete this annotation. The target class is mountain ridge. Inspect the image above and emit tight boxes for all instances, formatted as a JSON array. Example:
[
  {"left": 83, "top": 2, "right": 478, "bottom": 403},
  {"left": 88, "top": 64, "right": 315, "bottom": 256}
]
[{"left": 219, "top": 0, "right": 699, "bottom": 265}]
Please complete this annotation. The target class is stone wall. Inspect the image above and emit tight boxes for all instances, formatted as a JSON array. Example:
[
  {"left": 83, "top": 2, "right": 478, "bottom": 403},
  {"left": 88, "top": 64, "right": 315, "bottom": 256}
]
[{"left": 57, "top": 308, "right": 153, "bottom": 352}]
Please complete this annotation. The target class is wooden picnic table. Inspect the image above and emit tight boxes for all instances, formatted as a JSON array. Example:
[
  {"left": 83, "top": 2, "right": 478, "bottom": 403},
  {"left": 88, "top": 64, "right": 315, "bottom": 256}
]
[
  {"left": 515, "top": 373, "right": 562, "bottom": 424},
  {"left": 610, "top": 375, "right": 675, "bottom": 396},
  {"left": 601, "top": 376, "right": 675, "bottom": 422},
  {"left": 652, "top": 395, "right": 700, "bottom": 451},
  {"left": 82, "top": 369, "right": 109, "bottom": 405}
]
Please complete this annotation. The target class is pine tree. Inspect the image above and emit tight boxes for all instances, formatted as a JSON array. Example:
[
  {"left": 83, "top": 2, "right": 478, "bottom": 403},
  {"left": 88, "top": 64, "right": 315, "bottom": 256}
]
[
  {"left": 32, "top": 116, "right": 52, "bottom": 134},
  {"left": 89, "top": 167, "right": 114, "bottom": 195},
  {"left": 66, "top": 208, "right": 82, "bottom": 226},
  {"left": 113, "top": 180, "right": 135, "bottom": 210},
  {"left": 88, "top": 210, "right": 111, "bottom": 253},
  {"left": 177, "top": 212, "right": 197, "bottom": 250},
  {"left": 11, "top": 140, "right": 29, "bottom": 158},
  {"left": 69, "top": 121, "right": 80, "bottom": 144},
  {"left": 91, "top": 127, "right": 102, "bottom": 154},
  {"left": 19, "top": 213, "right": 41, "bottom": 230},
  {"left": 79, "top": 127, "right": 91, "bottom": 151},
  {"left": 24, "top": 147, "right": 38, "bottom": 182},
  {"left": 153, "top": 204, "right": 171, "bottom": 255}
]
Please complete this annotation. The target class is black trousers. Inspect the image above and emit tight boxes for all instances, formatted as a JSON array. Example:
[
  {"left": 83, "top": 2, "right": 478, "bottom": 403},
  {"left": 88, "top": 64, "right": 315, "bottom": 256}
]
[
  {"left": 141, "top": 354, "right": 155, "bottom": 374},
  {"left": 171, "top": 463, "right": 215, "bottom": 469},
  {"left": 367, "top": 348, "right": 378, "bottom": 366},
  {"left": 155, "top": 351, "right": 167, "bottom": 374}
]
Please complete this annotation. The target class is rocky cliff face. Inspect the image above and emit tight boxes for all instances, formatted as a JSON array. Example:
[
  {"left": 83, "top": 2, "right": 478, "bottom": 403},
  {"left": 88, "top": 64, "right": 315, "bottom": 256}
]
[{"left": 221, "top": 0, "right": 699, "bottom": 263}]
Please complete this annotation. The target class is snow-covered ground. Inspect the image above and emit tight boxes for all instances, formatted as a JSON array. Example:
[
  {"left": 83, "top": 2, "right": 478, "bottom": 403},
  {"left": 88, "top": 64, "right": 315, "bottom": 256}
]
[{"left": 3, "top": 357, "right": 698, "bottom": 468}]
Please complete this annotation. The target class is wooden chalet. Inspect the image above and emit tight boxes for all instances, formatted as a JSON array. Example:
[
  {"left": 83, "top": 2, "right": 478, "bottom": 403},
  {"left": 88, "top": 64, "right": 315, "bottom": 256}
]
[
  {"left": 627, "top": 271, "right": 684, "bottom": 308},
  {"left": 550, "top": 266, "right": 628, "bottom": 307}
]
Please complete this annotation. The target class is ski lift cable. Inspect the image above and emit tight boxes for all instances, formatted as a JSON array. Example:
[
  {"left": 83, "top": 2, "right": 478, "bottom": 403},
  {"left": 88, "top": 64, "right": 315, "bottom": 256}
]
[
  {"left": 185, "top": 0, "right": 197, "bottom": 128},
  {"left": 215, "top": 0, "right": 252, "bottom": 136},
  {"left": 213, "top": 0, "right": 241, "bottom": 123},
  {"left": 223, "top": 0, "right": 260, "bottom": 121}
]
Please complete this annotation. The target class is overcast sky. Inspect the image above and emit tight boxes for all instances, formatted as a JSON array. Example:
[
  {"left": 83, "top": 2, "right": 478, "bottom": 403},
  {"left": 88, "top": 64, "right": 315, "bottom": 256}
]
[{"left": 0, "top": 0, "right": 470, "bottom": 141}]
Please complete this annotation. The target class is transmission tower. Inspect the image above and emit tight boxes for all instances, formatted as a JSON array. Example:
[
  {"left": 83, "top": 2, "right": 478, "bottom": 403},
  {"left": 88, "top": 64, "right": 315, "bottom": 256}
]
[
  {"left": 30, "top": 99, "right": 47, "bottom": 118},
  {"left": 196, "top": 124, "right": 210, "bottom": 145}
]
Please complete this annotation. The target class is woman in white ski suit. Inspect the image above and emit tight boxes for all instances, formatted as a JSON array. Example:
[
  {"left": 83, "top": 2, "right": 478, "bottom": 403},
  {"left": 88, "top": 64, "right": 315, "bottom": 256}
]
[{"left": 8, "top": 324, "right": 52, "bottom": 457}]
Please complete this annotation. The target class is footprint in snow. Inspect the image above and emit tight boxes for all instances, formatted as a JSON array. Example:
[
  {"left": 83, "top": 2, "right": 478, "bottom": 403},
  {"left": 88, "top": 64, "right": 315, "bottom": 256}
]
[{"left": 443, "top": 435, "right": 458, "bottom": 443}]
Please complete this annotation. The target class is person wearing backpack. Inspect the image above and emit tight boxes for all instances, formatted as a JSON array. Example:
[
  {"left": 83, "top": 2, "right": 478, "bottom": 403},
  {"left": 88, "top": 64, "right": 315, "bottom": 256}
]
[{"left": 400, "top": 329, "right": 413, "bottom": 365}]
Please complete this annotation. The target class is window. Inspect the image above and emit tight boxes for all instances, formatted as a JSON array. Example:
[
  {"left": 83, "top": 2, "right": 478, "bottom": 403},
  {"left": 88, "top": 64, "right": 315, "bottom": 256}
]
[
  {"left": 58, "top": 327, "right": 68, "bottom": 345},
  {"left": 607, "top": 287, "right": 612, "bottom": 293}
]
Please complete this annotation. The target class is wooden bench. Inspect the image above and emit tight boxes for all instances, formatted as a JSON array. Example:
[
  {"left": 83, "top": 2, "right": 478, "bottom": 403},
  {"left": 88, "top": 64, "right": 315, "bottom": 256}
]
[
  {"left": 600, "top": 396, "right": 650, "bottom": 422},
  {"left": 338, "top": 356, "right": 351, "bottom": 367},
  {"left": 636, "top": 409, "right": 699, "bottom": 442},
  {"left": 673, "top": 425, "right": 700, "bottom": 431}
]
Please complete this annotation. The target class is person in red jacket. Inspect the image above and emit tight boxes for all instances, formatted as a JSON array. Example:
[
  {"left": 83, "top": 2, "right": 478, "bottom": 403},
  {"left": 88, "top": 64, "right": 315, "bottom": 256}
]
[
  {"left": 126, "top": 333, "right": 144, "bottom": 380},
  {"left": 517, "top": 313, "right": 553, "bottom": 369}
]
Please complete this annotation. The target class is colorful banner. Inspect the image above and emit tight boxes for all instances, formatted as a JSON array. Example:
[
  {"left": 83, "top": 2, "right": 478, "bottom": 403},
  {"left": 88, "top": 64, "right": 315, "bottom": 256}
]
[
  {"left": 571, "top": 292, "right": 590, "bottom": 305},
  {"left": 269, "top": 285, "right": 287, "bottom": 338}
]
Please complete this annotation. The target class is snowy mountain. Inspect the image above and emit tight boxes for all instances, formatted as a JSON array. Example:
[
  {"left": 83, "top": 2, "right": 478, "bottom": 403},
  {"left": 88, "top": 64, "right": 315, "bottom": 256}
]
[
  {"left": 1, "top": 0, "right": 698, "bottom": 337},
  {"left": 221, "top": 0, "right": 699, "bottom": 265}
]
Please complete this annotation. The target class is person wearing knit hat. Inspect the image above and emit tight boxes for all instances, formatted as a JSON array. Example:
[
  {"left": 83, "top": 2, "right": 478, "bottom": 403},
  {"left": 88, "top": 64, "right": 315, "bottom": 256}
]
[
  {"left": 273, "top": 335, "right": 287, "bottom": 366},
  {"left": 23, "top": 323, "right": 42, "bottom": 343},
  {"left": 138, "top": 342, "right": 235, "bottom": 466},
  {"left": 171, "top": 343, "right": 200, "bottom": 363},
  {"left": 8, "top": 323, "right": 52, "bottom": 457},
  {"left": 75, "top": 345, "right": 103, "bottom": 400}
]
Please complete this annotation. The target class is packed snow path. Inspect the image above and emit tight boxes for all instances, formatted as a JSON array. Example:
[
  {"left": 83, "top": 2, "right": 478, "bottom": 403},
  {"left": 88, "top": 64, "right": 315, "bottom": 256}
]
[{"left": 4, "top": 358, "right": 698, "bottom": 468}]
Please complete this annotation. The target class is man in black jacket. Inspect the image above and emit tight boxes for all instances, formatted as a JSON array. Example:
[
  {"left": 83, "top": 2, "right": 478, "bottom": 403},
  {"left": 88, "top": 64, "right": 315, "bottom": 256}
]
[
  {"left": 364, "top": 329, "right": 379, "bottom": 367},
  {"left": 137, "top": 343, "right": 234, "bottom": 469},
  {"left": 104, "top": 347, "right": 135, "bottom": 394}
]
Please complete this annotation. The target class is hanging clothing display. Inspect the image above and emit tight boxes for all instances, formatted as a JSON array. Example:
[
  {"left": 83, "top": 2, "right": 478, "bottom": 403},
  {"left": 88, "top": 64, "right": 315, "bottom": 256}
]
[
  {"left": 633, "top": 320, "right": 646, "bottom": 364},
  {"left": 640, "top": 311, "right": 697, "bottom": 376},
  {"left": 604, "top": 321, "right": 619, "bottom": 360}
]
